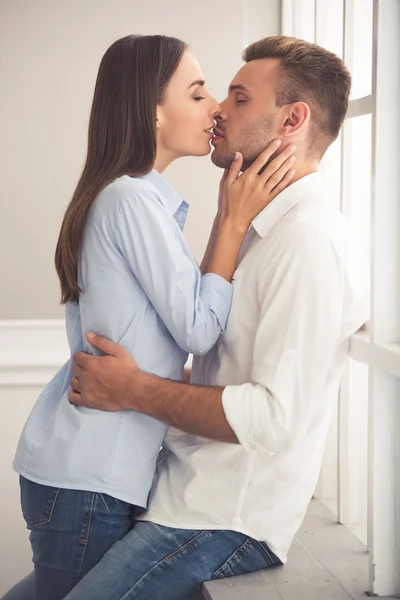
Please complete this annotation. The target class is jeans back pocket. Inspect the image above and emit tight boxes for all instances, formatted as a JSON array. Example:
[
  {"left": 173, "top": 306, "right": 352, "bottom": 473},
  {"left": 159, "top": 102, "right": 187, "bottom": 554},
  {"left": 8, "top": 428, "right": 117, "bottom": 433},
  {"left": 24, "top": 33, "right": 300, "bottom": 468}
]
[{"left": 20, "top": 476, "right": 60, "bottom": 528}]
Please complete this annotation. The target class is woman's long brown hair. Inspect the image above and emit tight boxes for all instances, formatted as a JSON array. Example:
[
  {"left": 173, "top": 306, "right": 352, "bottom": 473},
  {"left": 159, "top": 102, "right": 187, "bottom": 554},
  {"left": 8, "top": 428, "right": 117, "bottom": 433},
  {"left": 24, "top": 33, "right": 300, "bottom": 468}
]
[{"left": 55, "top": 34, "right": 187, "bottom": 304}]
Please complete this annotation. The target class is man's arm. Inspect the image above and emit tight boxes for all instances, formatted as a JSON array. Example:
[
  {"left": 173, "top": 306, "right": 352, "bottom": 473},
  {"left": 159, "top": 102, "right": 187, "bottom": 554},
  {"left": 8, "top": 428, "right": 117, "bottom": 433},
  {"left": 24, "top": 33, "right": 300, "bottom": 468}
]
[
  {"left": 127, "top": 374, "right": 238, "bottom": 443},
  {"left": 71, "top": 223, "right": 344, "bottom": 452},
  {"left": 221, "top": 224, "right": 345, "bottom": 453},
  {"left": 70, "top": 334, "right": 238, "bottom": 444}
]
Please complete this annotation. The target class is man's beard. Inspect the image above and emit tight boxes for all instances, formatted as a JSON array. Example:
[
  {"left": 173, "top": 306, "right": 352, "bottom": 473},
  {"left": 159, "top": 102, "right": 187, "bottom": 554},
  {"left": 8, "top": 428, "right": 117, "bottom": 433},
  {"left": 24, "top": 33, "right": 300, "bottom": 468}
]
[
  {"left": 212, "top": 146, "right": 275, "bottom": 171},
  {"left": 211, "top": 115, "right": 275, "bottom": 171}
]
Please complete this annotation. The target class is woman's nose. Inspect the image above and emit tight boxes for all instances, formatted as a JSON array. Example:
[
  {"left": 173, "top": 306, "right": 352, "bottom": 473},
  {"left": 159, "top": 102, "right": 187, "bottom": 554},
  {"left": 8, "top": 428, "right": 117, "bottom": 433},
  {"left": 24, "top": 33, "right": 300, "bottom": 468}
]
[{"left": 210, "top": 98, "right": 221, "bottom": 117}]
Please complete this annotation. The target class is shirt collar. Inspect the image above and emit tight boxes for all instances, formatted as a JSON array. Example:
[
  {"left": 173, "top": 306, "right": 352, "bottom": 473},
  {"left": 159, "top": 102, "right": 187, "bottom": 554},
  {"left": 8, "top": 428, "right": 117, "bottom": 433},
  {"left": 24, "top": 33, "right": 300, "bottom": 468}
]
[
  {"left": 251, "top": 171, "right": 323, "bottom": 238},
  {"left": 141, "top": 169, "right": 187, "bottom": 217}
]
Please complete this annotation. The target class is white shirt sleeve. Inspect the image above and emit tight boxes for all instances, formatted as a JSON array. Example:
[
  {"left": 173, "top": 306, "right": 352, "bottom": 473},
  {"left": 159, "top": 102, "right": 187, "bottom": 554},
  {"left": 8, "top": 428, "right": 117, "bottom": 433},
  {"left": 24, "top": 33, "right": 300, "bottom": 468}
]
[{"left": 222, "top": 223, "right": 346, "bottom": 453}]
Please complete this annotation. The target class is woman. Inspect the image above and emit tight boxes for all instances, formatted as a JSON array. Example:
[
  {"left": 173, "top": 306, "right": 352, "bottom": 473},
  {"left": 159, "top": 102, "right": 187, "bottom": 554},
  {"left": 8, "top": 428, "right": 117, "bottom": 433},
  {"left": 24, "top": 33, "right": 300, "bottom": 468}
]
[{"left": 3, "top": 34, "right": 294, "bottom": 600}]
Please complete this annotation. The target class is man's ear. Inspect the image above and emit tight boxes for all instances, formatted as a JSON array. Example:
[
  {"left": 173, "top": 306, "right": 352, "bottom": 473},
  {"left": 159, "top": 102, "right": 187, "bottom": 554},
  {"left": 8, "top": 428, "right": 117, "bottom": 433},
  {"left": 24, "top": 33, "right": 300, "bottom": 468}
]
[{"left": 279, "top": 102, "right": 311, "bottom": 136}]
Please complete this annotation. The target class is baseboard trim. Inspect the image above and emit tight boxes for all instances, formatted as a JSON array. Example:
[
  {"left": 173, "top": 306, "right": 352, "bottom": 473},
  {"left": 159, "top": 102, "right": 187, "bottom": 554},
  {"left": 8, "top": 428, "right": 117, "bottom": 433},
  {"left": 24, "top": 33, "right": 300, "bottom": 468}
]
[{"left": 0, "top": 320, "right": 68, "bottom": 386}]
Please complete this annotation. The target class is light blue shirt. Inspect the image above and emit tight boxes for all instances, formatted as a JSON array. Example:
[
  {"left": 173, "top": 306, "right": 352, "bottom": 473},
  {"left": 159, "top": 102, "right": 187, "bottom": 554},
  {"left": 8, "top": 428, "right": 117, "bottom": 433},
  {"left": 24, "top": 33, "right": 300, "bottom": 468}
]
[{"left": 13, "top": 170, "right": 233, "bottom": 506}]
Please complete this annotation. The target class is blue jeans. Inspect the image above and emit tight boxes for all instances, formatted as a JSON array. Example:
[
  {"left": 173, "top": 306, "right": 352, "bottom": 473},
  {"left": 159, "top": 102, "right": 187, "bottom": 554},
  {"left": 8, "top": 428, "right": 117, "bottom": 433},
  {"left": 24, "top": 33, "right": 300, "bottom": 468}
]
[
  {"left": 2, "top": 476, "right": 136, "bottom": 600},
  {"left": 2, "top": 521, "right": 281, "bottom": 600},
  {"left": 64, "top": 521, "right": 281, "bottom": 599}
]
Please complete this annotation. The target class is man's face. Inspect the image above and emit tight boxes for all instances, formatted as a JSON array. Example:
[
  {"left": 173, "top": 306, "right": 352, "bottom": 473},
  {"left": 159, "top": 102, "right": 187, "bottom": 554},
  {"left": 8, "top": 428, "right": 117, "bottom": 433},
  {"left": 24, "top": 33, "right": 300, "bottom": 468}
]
[{"left": 212, "top": 58, "right": 281, "bottom": 170}]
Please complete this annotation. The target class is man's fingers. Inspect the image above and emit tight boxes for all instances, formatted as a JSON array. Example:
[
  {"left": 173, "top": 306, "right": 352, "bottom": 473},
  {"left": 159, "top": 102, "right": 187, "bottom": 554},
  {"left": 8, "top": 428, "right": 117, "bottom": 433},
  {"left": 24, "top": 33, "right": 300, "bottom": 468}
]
[
  {"left": 69, "top": 389, "right": 82, "bottom": 406},
  {"left": 72, "top": 364, "right": 82, "bottom": 379},
  {"left": 85, "top": 333, "right": 121, "bottom": 357},
  {"left": 258, "top": 143, "right": 296, "bottom": 187},
  {"left": 225, "top": 152, "right": 243, "bottom": 186},
  {"left": 70, "top": 376, "right": 81, "bottom": 393},
  {"left": 74, "top": 351, "right": 91, "bottom": 368}
]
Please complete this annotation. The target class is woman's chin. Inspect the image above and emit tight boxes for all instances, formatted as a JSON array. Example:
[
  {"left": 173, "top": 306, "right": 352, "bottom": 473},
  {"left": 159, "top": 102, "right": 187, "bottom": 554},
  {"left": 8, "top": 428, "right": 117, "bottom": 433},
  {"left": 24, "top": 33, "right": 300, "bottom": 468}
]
[
  {"left": 180, "top": 144, "right": 212, "bottom": 159},
  {"left": 197, "top": 144, "right": 212, "bottom": 157}
]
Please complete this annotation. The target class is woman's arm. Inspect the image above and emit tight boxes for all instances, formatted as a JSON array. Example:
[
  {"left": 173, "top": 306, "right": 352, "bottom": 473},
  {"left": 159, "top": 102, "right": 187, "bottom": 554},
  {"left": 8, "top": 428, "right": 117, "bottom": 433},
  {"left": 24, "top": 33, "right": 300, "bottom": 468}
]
[
  {"left": 205, "top": 142, "right": 296, "bottom": 282},
  {"left": 199, "top": 170, "right": 227, "bottom": 274},
  {"left": 199, "top": 213, "right": 221, "bottom": 275},
  {"left": 114, "top": 142, "right": 295, "bottom": 356},
  {"left": 115, "top": 187, "right": 232, "bottom": 356}
]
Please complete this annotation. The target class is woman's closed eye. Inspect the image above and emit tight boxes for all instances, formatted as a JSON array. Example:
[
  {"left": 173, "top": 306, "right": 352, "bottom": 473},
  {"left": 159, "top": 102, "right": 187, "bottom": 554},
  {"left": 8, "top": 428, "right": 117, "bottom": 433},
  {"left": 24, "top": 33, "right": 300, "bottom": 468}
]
[{"left": 192, "top": 86, "right": 206, "bottom": 101}]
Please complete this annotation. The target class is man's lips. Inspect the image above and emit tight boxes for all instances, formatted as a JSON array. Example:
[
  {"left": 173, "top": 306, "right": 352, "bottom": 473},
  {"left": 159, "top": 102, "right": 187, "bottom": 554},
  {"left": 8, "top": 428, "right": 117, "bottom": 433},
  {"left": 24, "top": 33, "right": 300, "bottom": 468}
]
[{"left": 212, "top": 127, "right": 224, "bottom": 145}]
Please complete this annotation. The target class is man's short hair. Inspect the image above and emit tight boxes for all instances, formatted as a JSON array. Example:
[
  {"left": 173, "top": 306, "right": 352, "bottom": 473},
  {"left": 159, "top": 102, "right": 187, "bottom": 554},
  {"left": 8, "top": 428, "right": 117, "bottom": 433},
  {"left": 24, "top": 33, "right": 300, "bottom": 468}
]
[{"left": 243, "top": 36, "right": 352, "bottom": 158}]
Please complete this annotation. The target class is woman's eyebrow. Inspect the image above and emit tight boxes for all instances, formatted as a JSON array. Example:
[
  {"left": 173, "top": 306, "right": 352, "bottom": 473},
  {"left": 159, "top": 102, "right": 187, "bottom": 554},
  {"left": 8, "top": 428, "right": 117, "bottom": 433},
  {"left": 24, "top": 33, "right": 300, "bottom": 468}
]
[{"left": 188, "top": 80, "right": 205, "bottom": 89}]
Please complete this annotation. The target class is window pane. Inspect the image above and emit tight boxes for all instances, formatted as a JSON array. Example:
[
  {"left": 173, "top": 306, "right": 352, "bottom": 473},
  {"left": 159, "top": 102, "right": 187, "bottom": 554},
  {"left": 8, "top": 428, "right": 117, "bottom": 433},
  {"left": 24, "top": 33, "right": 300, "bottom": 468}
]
[
  {"left": 342, "top": 113, "right": 372, "bottom": 261},
  {"left": 349, "top": 0, "right": 374, "bottom": 99},
  {"left": 292, "top": 0, "right": 316, "bottom": 43},
  {"left": 346, "top": 358, "right": 369, "bottom": 545},
  {"left": 316, "top": 0, "right": 344, "bottom": 58},
  {"left": 320, "top": 133, "right": 342, "bottom": 211}
]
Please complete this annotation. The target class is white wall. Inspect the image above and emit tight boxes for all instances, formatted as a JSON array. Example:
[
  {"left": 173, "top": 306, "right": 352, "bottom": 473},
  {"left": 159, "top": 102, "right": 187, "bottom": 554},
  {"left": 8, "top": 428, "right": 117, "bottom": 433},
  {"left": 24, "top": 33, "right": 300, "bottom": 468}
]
[
  {"left": 0, "top": 0, "right": 280, "bottom": 593},
  {"left": 0, "top": 321, "right": 69, "bottom": 594},
  {"left": 0, "top": 0, "right": 280, "bottom": 320}
]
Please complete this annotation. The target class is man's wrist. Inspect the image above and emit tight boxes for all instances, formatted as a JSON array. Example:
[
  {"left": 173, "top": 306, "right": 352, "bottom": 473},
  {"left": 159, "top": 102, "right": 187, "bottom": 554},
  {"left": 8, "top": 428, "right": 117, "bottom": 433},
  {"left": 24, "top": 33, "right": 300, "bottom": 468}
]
[{"left": 122, "top": 370, "right": 160, "bottom": 413}]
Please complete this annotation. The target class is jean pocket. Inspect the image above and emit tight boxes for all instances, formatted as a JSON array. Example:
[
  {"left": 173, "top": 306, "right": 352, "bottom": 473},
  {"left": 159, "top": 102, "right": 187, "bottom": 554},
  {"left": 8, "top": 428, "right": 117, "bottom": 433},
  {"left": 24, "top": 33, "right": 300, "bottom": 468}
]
[
  {"left": 253, "top": 541, "right": 281, "bottom": 567},
  {"left": 20, "top": 476, "right": 60, "bottom": 529},
  {"left": 213, "top": 538, "right": 281, "bottom": 580}
]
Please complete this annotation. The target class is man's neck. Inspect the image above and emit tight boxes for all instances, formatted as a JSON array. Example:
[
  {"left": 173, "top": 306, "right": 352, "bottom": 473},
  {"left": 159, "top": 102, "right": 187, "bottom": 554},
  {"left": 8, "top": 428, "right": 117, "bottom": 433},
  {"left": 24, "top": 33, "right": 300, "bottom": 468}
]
[{"left": 289, "top": 157, "right": 319, "bottom": 185}]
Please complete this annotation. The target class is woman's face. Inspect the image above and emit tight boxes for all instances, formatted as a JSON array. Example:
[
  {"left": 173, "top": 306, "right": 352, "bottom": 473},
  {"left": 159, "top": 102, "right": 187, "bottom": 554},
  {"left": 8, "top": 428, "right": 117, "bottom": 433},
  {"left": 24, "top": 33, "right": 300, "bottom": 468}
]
[{"left": 156, "top": 51, "right": 220, "bottom": 165}]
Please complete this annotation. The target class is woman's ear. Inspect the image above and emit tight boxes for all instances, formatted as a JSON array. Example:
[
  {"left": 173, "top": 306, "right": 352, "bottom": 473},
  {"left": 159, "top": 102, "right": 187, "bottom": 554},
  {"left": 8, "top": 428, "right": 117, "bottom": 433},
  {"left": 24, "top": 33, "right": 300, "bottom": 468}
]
[{"left": 156, "top": 105, "right": 163, "bottom": 130}]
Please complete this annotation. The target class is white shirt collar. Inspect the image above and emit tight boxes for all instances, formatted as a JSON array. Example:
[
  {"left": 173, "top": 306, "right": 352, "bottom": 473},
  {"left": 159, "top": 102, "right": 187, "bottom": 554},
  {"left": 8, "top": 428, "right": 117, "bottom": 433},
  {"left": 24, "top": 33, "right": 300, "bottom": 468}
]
[{"left": 251, "top": 171, "right": 323, "bottom": 238}]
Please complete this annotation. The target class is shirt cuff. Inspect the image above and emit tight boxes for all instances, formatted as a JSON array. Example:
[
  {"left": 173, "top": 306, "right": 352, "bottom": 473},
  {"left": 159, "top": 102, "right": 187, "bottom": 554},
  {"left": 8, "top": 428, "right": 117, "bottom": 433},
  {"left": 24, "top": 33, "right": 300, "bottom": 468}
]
[
  {"left": 222, "top": 384, "right": 253, "bottom": 452},
  {"left": 200, "top": 273, "right": 233, "bottom": 332}
]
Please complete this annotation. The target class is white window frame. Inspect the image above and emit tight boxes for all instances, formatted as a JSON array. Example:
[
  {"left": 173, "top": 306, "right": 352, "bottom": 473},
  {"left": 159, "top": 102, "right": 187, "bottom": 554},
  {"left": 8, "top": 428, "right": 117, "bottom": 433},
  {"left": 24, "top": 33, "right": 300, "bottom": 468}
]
[{"left": 282, "top": 1, "right": 400, "bottom": 596}]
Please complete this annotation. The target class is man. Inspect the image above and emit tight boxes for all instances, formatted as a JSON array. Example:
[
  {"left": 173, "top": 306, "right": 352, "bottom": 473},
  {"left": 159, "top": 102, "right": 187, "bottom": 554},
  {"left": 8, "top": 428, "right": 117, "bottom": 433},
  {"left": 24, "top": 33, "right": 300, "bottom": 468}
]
[
  {"left": 65, "top": 36, "right": 369, "bottom": 599},
  {"left": 8, "top": 36, "right": 370, "bottom": 600}
]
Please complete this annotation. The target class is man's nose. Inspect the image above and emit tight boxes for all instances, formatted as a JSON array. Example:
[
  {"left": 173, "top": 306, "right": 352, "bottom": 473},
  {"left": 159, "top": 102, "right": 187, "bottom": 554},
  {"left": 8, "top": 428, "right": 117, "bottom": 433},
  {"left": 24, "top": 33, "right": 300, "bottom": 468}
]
[
  {"left": 212, "top": 106, "right": 221, "bottom": 120},
  {"left": 216, "top": 99, "right": 228, "bottom": 121}
]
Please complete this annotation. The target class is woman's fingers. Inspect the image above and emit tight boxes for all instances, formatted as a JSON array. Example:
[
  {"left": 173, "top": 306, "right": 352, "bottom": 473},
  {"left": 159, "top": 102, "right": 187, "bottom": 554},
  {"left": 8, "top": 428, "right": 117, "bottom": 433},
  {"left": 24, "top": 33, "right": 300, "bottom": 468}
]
[
  {"left": 244, "top": 139, "right": 282, "bottom": 179},
  {"left": 220, "top": 169, "right": 230, "bottom": 186},
  {"left": 267, "top": 167, "right": 296, "bottom": 200},
  {"left": 262, "top": 155, "right": 297, "bottom": 194},
  {"left": 218, "top": 169, "right": 230, "bottom": 212},
  {"left": 258, "top": 143, "right": 296, "bottom": 187},
  {"left": 225, "top": 152, "right": 243, "bottom": 187}
]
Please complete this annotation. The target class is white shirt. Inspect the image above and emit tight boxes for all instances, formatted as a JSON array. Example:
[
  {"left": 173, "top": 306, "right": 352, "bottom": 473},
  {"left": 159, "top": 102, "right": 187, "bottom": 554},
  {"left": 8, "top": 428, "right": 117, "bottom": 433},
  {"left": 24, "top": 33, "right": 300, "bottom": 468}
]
[{"left": 140, "top": 172, "right": 370, "bottom": 563}]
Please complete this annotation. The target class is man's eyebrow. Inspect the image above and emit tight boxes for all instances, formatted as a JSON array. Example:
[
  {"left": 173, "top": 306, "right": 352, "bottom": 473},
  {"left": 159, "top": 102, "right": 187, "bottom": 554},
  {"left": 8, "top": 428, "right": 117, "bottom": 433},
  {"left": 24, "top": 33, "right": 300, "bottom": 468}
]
[
  {"left": 229, "top": 84, "right": 251, "bottom": 93},
  {"left": 188, "top": 80, "right": 205, "bottom": 89}
]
